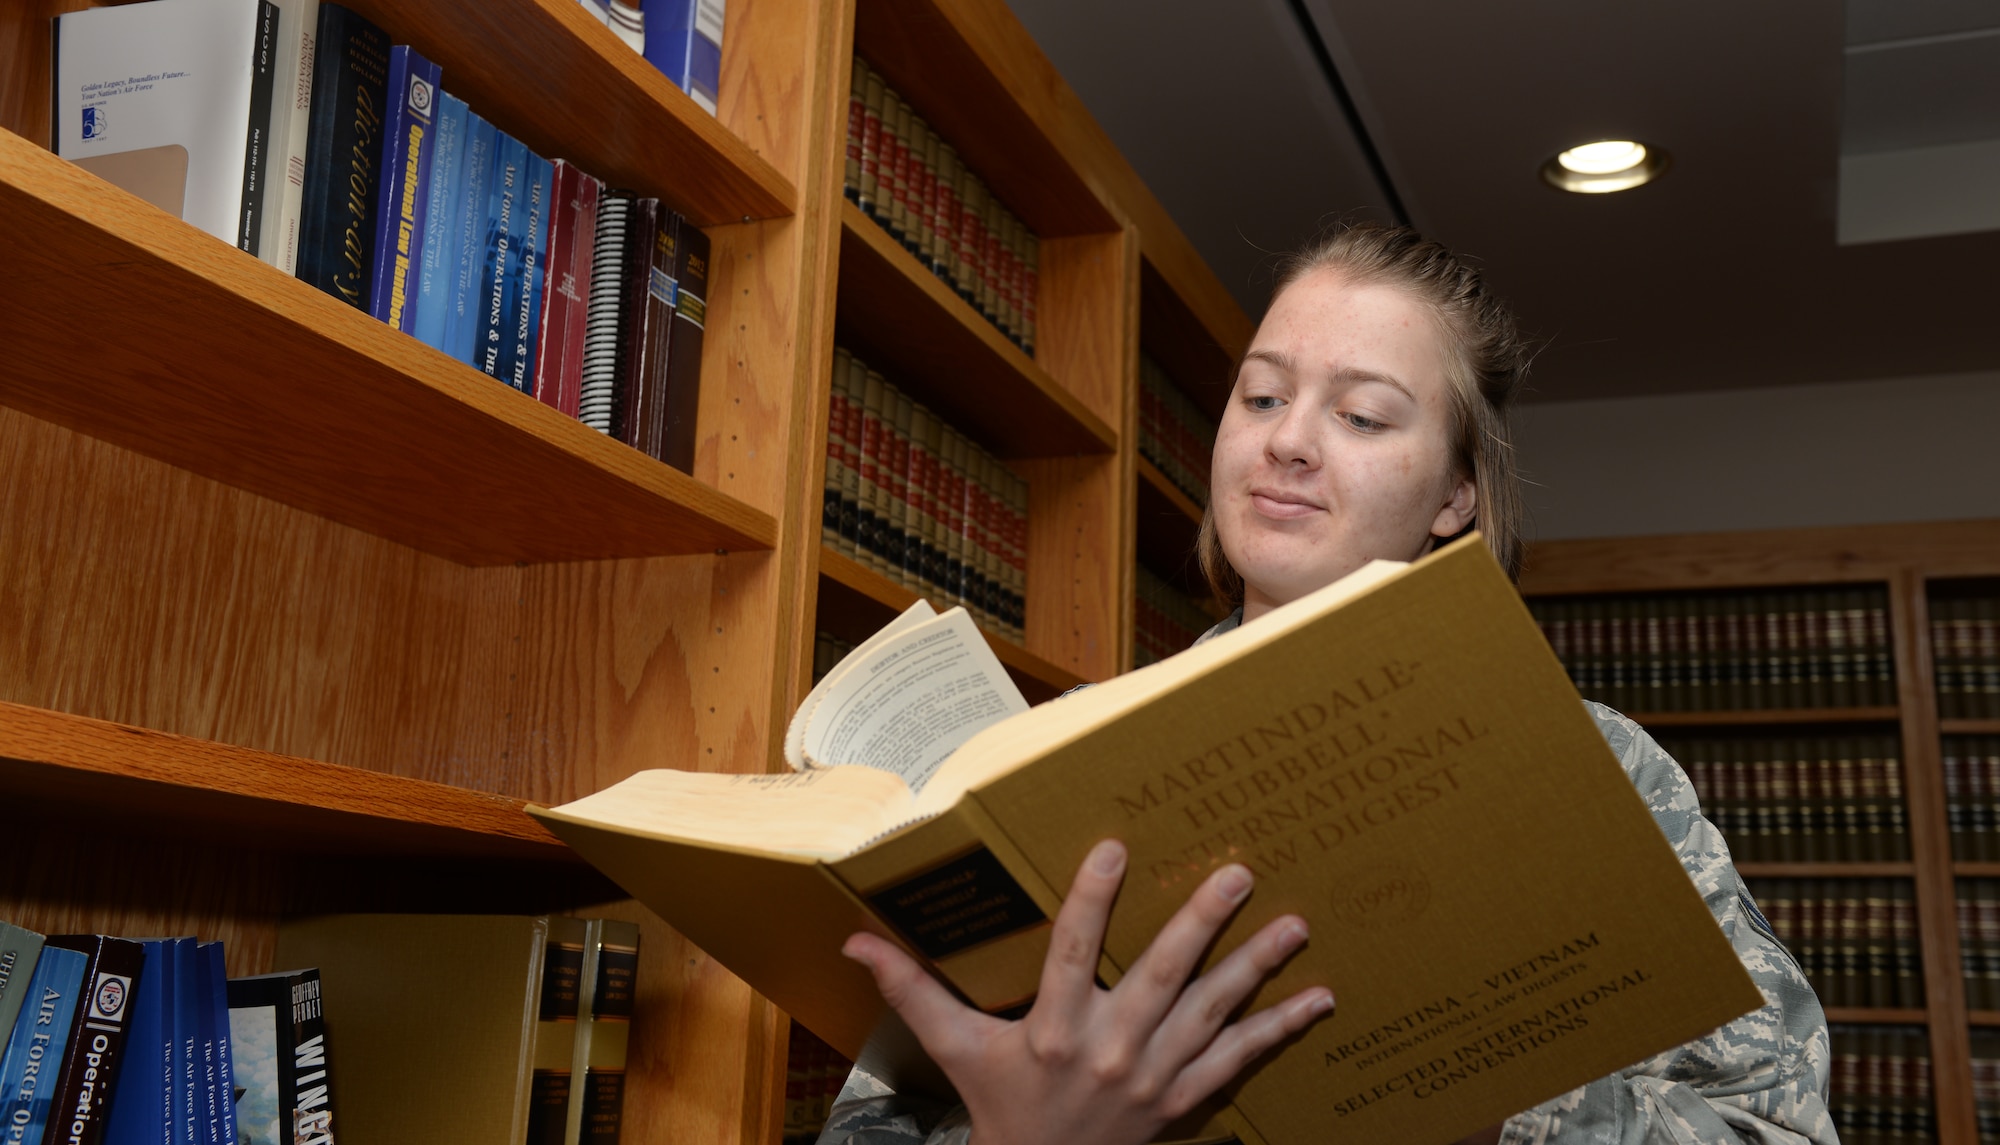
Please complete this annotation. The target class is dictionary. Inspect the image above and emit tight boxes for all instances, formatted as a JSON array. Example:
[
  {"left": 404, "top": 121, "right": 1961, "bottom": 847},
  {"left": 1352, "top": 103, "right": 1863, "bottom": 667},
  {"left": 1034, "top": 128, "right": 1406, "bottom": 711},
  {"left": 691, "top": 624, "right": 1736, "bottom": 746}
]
[{"left": 532, "top": 536, "right": 1765, "bottom": 1145}]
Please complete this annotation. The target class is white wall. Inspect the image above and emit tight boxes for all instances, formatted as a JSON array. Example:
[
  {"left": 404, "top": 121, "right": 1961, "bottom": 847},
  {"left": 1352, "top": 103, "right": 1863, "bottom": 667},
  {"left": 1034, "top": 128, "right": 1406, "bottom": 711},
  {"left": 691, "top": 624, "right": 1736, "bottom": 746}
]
[{"left": 1512, "top": 371, "right": 2000, "bottom": 542}]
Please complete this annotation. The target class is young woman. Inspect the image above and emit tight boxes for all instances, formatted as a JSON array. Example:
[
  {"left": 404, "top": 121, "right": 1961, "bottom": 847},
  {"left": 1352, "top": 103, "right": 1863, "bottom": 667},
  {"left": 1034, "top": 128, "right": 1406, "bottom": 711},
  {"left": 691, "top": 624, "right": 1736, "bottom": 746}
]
[{"left": 828, "top": 225, "right": 1836, "bottom": 1145}]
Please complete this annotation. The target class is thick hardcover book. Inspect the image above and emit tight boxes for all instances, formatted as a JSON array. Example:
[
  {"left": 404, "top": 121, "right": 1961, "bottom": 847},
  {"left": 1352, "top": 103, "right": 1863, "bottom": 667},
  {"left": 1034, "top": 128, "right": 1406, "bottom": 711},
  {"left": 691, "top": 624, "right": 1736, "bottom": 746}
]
[
  {"left": 42, "top": 934, "right": 148, "bottom": 1145},
  {"left": 506, "top": 152, "right": 556, "bottom": 393},
  {"left": 103, "top": 940, "right": 175, "bottom": 1145},
  {"left": 0, "top": 944, "right": 88, "bottom": 1145},
  {"left": 444, "top": 110, "right": 497, "bottom": 366},
  {"left": 411, "top": 90, "right": 468, "bottom": 351},
  {"left": 641, "top": 0, "right": 726, "bottom": 114},
  {"left": 658, "top": 218, "right": 708, "bottom": 474},
  {"left": 225, "top": 968, "right": 328, "bottom": 1145},
  {"left": 53, "top": 0, "right": 280, "bottom": 253},
  {"left": 274, "top": 914, "right": 564, "bottom": 1145},
  {"left": 534, "top": 538, "right": 1766, "bottom": 1145},
  {"left": 571, "top": 920, "right": 638, "bottom": 1145},
  {"left": 294, "top": 2, "right": 388, "bottom": 309},
  {"left": 365, "top": 45, "right": 442, "bottom": 331},
  {"left": 527, "top": 918, "right": 588, "bottom": 1145},
  {"left": 532, "top": 161, "right": 602, "bottom": 418},
  {"left": 477, "top": 134, "right": 528, "bottom": 385},
  {"left": 0, "top": 922, "right": 46, "bottom": 1053},
  {"left": 257, "top": 0, "right": 319, "bottom": 273}
]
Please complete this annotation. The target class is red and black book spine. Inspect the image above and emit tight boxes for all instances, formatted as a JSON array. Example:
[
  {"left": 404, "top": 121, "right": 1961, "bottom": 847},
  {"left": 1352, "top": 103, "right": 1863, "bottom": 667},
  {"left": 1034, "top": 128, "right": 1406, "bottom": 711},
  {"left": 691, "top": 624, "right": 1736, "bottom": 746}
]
[
  {"left": 534, "top": 160, "right": 601, "bottom": 419},
  {"left": 660, "top": 219, "right": 710, "bottom": 475}
]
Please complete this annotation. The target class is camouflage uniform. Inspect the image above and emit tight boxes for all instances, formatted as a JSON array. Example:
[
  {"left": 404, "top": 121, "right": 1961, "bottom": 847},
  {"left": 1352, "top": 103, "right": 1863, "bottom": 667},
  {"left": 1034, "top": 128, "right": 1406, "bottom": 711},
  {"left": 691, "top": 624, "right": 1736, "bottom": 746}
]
[{"left": 819, "top": 615, "right": 1838, "bottom": 1145}]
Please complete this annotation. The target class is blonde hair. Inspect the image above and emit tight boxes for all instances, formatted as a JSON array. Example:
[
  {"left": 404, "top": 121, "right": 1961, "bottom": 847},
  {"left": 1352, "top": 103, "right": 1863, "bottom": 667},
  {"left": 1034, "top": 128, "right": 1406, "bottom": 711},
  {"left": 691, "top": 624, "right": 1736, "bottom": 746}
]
[{"left": 1198, "top": 223, "right": 1529, "bottom": 605}]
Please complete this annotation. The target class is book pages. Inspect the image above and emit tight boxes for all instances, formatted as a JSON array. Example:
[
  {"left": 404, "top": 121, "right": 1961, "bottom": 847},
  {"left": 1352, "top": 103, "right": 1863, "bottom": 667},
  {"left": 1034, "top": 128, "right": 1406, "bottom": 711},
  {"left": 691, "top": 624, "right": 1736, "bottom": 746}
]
[{"left": 785, "top": 599, "right": 938, "bottom": 769}]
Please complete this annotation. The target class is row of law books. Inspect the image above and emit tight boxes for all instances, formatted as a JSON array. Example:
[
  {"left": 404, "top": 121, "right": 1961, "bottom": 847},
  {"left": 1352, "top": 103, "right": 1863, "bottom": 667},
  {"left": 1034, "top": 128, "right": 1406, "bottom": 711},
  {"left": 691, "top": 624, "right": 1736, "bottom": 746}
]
[
  {"left": 1658, "top": 735, "right": 1912, "bottom": 862},
  {"left": 844, "top": 57, "right": 1040, "bottom": 355},
  {"left": 1527, "top": 587, "right": 1898, "bottom": 713},
  {"left": 822, "top": 346, "right": 1030, "bottom": 641},
  {"left": 1742, "top": 880, "right": 1924, "bottom": 1009},
  {"left": 1945, "top": 738, "right": 2000, "bottom": 860},
  {"left": 780, "top": 1022, "right": 853, "bottom": 1145},
  {"left": 0, "top": 921, "right": 327, "bottom": 1145},
  {"left": 1958, "top": 880, "right": 2000, "bottom": 1012},
  {"left": 1833, "top": 1025, "right": 1935, "bottom": 1145},
  {"left": 1133, "top": 565, "right": 1217, "bottom": 669},
  {"left": 1138, "top": 353, "right": 1216, "bottom": 507},
  {"left": 1933, "top": 594, "right": 2000, "bottom": 719},
  {"left": 54, "top": 0, "right": 709, "bottom": 474}
]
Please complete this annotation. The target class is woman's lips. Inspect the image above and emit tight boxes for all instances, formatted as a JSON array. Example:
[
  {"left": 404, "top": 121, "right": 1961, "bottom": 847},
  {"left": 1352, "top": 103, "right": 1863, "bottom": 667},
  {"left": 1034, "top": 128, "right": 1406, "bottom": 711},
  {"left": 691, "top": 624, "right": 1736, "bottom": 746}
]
[{"left": 1249, "top": 490, "right": 1323, "bottom": 520}]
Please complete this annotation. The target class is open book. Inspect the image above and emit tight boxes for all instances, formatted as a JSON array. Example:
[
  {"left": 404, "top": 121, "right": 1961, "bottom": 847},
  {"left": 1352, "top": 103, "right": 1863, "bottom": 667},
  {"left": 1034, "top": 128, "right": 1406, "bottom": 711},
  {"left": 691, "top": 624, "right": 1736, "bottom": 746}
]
[{"left": 531, "top": 538, "right": 1763, "bottom": 1145}]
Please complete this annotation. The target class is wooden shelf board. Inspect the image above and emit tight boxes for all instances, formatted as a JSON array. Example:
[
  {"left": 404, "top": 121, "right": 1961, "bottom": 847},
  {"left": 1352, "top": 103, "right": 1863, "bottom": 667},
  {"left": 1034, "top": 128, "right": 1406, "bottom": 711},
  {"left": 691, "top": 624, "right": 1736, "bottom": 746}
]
[
  {"left": 851, "top": 0, "right": 1117, "bottom": 238},
  {"left": 1520, "top": 520, "right": 2000, "bottom": 596},
  {"left": 835, "top": 203, "right": 1114, "bottom": 458},
  {"left": 0, "top": 701, "right": 578, "bottom": 863},
  {"left": 1624, "top": 707, "right": 1902, "bottom": 727},
  {"left": 816, "top": 546, "right": 1086, "bottom": 702},
  {"left": 1736, "top": 862, "right": 1917, "bottom": 878},
  {"left": 1970, "top": 1011, "right": 2000, "bottom": 1027},
  {"left": 1823, "top": 1007, "right": 1929, "bottom": 1025},
  {"left": 350, "top": 0, "right": 793, "bottom": 225},
  {"left": 1951, "top": 863, "right": 2000, "bottom": 878},
  {"left": 1942, "top": 719, "right": 2000, "bottom": 735},
  {"left": 0, "top": 132, "right": 776, "bottom": 565}
]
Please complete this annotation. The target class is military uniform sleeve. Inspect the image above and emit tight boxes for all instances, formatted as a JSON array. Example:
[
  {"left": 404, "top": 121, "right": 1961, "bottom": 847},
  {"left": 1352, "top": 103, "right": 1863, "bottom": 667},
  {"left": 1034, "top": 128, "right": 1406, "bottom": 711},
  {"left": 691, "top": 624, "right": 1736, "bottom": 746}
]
[
  {"left": 814, "top": 1065, "right": 972, "bottom": 1145},
  {"left": 1504, "top": 704, "right": 1839, "bottom": 1145}
]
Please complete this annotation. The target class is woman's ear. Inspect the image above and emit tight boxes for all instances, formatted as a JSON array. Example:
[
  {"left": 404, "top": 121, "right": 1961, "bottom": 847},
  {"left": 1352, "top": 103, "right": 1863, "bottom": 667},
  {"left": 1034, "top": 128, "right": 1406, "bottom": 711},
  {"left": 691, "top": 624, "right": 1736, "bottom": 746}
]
[{"left": 1431, "top": 476, "right": 1477, "bottom": 539}]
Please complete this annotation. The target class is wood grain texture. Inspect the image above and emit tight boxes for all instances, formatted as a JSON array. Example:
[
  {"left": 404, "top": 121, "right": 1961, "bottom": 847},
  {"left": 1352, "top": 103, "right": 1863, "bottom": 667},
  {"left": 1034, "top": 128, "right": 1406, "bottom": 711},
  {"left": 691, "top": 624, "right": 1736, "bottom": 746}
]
[
  {"left": 1622, "top": 706, "right": 1903, "bottom": 728},
  {"left": 1140, "top": 256, "right": 1242, "bottom": 425},
  {"left": 1891, "top": 570, "right": 1977, "bottom": 1145},
  {"left": 851, "top": 0, "right": 1116, "bottom": 237},
  {"left": 0, "top": 133, "right": 775, "bottom": 564},
  {"left": 1519, "top": 519, "right": 2000, "bottom": 596},
  {"left": 816, "top": 546, "right": 1084, "bottom": 702},
  {"left": 1017, "top": 453, "right": 1124, "bottom": 683},
  {"left": 834, "top": 202, "right": 1114, "bottom": 457},
  {"left": 1037, "top": 232, "right": 1130, "bottom": 432}
]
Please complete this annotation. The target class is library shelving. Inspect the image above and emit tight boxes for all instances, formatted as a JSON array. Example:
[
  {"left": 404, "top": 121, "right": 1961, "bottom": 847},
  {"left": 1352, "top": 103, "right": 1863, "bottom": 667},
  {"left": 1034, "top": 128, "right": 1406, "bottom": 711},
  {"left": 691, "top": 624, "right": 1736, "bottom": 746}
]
[{"left": 1522, "top": 518, "right": 2000, "bottom": 1145}]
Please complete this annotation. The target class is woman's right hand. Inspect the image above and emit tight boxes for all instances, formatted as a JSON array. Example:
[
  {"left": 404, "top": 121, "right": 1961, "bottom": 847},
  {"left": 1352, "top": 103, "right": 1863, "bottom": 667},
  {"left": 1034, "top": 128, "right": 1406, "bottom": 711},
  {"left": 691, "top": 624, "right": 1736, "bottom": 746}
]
[{"left": 842, "top": 839, "right": 1335, "bottom": 1145}]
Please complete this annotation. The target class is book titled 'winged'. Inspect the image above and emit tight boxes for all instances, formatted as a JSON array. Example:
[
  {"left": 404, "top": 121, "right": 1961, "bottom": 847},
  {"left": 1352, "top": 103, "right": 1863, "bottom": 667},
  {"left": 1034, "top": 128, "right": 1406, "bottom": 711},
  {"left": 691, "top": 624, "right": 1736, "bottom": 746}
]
[{"left": 533, "top": 537, "right": 1765, "bottom": 1145}]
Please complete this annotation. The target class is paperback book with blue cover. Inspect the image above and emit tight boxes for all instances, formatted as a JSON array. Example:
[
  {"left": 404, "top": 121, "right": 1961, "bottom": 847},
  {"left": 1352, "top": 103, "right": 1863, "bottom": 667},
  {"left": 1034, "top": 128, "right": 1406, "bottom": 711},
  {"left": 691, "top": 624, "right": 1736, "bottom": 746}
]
[
  {"left": 0, "top": 945, "right": 89, "bottom": 1145},
  {"left": 366, "top": 45, "right": 444, "bottom": 333}
]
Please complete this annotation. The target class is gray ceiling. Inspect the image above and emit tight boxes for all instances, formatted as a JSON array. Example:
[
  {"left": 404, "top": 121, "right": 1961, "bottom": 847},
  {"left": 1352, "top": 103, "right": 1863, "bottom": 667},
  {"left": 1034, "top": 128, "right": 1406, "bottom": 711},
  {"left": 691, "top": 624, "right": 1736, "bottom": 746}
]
[{"left": 1004, "top": 0, "right": 2000, "bottom": 402}]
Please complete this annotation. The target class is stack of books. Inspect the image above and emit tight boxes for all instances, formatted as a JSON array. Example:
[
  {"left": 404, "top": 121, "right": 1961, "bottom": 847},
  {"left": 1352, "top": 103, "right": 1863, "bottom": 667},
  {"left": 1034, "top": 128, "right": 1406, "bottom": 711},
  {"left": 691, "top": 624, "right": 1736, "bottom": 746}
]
[
  {"left": 780, "top": 1021, "right": 852, "bottom": 1145},
  {"left": 1133, "top": 565, "right": 1217, "bottom": 668},
  {"left": 1829, "top": 1024, "right": 1935, "bottom": 1145},
  {"left": 52, "top": 0, "right": 710, "bottom": 475},
  {"left": 1657, "top": 735, "right": 1911, "bottom": 862},
  {"left": 1742, "top": 880, "right": 1924, "bottom": 1008},
  {"left": 1944, "top": 738, "right": 2000, "bottom": 859},
  {"left": 1527, "top": 586, "right": 1898, "bottom": 713},
  {"left": 1138, "top": 353, "right": 1215, "bottom": 506},
  {"left": 844, "top": 57, "right": 1038, "bottom": 355},
  {"left": 1958, "top": 880, "right": 2000, "bottom": 1012},
  {"left": 1933, "top": 591, "right": 2000, "bottom": 719},
  {"left": 822, "top": 346, "right": 1028, "bottom": 642}
]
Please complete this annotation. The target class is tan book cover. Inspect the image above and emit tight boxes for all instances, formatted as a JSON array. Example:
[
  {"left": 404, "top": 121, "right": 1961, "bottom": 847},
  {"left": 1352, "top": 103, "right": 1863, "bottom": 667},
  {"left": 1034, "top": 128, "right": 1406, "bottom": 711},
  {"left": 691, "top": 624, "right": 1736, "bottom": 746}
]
[{"left": 531, "top": 538, "right": 1763, "bottom": 1145}]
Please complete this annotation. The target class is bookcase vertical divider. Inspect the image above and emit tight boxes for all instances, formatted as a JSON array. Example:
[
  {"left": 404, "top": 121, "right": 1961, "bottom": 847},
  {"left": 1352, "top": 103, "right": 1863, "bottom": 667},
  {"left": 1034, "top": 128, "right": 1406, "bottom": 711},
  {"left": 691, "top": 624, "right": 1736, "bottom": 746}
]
[{"left": 1896, "top": 568, "right": 1976, "bottom": 1143}]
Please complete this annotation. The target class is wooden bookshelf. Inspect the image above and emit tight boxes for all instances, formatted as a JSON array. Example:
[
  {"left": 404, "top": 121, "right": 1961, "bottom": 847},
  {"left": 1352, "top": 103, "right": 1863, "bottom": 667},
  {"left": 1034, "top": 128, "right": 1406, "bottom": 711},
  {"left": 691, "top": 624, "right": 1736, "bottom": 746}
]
[
  {"left": 1523, "top": 519, "right": 2000, "bottom": 1145},
  {"left": 1824, "top": 1007, "right": 1932, "bottom": 1025}
]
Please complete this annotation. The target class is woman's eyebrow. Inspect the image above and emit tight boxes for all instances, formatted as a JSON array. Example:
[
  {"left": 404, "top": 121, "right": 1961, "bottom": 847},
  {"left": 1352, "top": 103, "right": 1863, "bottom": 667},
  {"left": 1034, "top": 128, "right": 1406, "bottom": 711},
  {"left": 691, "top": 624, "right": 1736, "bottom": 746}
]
[{"left": 1332, "top": 367, "right": 1417, "bottom": 403}]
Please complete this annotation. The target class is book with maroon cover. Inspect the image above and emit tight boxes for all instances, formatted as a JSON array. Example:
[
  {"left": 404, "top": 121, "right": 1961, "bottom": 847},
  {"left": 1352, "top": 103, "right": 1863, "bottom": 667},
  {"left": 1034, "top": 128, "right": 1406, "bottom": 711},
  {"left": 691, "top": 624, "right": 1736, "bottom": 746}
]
[
  {"left": 659, "top": 218, "right": 709, "bottom": 474},
  {"left": 44, "top": 934, "right": 148, "bottom": 1145},
  {"left": 533, "top": 160, "right": 601, "bottom": 419},
  {"left": 613, "top": 199, "right": 665, "bottom": 454},
  {"left": 632, "top": 211, "right": 684, "bottom": 464}
]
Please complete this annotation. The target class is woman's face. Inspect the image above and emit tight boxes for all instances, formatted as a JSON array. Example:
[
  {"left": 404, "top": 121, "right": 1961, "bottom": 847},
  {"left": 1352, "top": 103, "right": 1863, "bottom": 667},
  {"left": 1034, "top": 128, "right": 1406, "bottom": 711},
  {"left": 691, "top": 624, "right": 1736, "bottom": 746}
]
[{"left": 1211, "top": 268, "right": 1476, "bottom": 620}]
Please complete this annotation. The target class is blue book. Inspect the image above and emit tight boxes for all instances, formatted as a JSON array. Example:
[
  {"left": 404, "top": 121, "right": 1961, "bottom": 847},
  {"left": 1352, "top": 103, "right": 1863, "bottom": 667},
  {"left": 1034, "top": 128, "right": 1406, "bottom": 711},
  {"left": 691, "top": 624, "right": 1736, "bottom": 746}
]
[
  {"left": 170, "top": 940, "right": 198, "bottom": 1145},
  {"left": 102, "top": 940, "right": 174, "bottom": 1145},
  {"left": 642, "top": 0, "right": 725, "bottom": 114},
  {"left": 202, "top": 945, "right": 237, "bottom": 1145},
  {"left": 507, "top": 151, "right": 555, "bottom": 393},
  {"left": 365, "top": 45, "right": 443, "bottom": 332},
  {"left": 412, "top": 90, "right": 468, "bottom": 350},
  {"left": 0, "top": 944, "right": 89, "bottom": 1145},
  {"left": 444, "top": 111, "right": 497, "bottom": 367},
  {"left": 477, "top": 133, "right": 528, "bottom": 385}
]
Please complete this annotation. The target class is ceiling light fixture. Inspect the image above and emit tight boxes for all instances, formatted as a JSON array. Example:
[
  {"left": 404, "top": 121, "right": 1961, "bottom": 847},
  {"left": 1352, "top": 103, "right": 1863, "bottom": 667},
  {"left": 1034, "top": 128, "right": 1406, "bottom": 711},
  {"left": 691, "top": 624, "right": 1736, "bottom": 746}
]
[{"left": 1540, "top": 139, "right": 1671, "bottom": 194}]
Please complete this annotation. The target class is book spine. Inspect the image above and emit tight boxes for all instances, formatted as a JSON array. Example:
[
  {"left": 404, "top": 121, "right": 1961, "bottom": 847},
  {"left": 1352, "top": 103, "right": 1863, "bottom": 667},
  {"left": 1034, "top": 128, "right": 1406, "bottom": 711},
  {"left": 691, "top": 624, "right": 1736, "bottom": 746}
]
[
  {"left": 634, "top": 211, "right": 681, "bottom": 461},
  {"left": 478, "top": 134, "right": 527, "bottom": 383},
  {"left": 843, "top": 57, "right": 865, "bottom": 204},
  {"left": 0, "top": 923, "right": 47, "bottom": 1057},
  {"left": 510, "top": 152, "right": 555, "bottom": 392},
  {"left": 824, "top": 348, "right": 851, "bottom": 551},
  {"left": 42, "top": 935, "right": 147, "bottom": 1145},
  {"left": 0, "top": 945, "right": 89, "bottom": 1145},
  {"left": 204, "top": 946, "right": 236, "bottom": 1145},
  {"left": 856, "top": 366, "right": 887, "bottom": 571},
  {"left": 412, "top": 90, "right": 468, "bottom": 351},
  {"left": 287, "top": 971, "right": 332, "bottom": 1145},
  {"left": 366, "top": 45, "right": 442, "bottom": 331},
  {"left": 642, "top": 0, "right": 724, "bottom": 114},
  {"left": 263, "top": 0, "right": 320, "bottom": 275},
  {"left": 660, "top": 220, "right": 709, "bottom": 473},
  {"left": 445, "top": 111, "right": 496, "bottom": 365},
  {"left": 530, "top": 919, "right": 586, "bottom": 1145},
  {"left": 101, "top": 941, "right": 170, "bottom": 1145},
  {"left": 578, "top": 922, "right": 639, "bottom": 1143},
  {"left": 579, "top": 193, "right": 633, "bottom": 434},
  {"left": 192, "top": 943, "right": 221, "bottom": 1145},
  {"left": 167, "top": 940, "right": 196, "bottom": 1145},
  {"left": 557, "top": 173, "right": 602, "bottom": 420},
  {"left": 237, "top": 1, "right": 280, "bottom": 254},
  {"left": 293, "top": 3, "right": 389, "bottom": 309},
  {"left": 533, "top": 160, "right": 583, "bottom": 411},
  {"left": 613, "top": 199, "right": 664, "bottom": 448}
]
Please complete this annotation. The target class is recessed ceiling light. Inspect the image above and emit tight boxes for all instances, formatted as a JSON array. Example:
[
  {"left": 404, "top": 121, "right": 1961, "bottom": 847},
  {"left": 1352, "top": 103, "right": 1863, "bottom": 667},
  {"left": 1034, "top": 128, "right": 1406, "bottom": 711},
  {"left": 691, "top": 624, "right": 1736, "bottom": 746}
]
[{"left": 1541, "top": 139, "right": 1671, "bottom": 194}]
